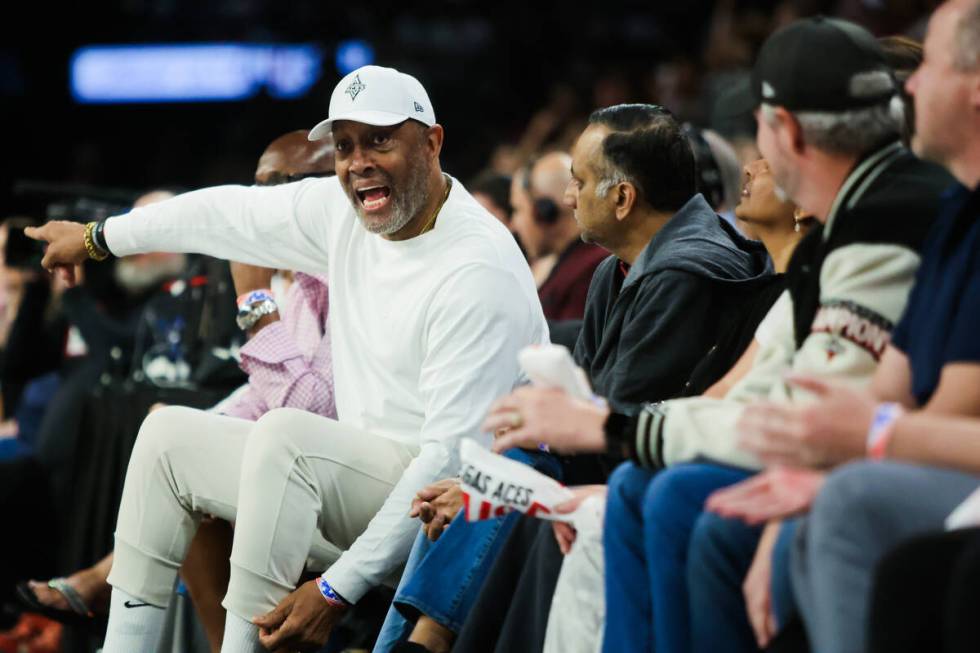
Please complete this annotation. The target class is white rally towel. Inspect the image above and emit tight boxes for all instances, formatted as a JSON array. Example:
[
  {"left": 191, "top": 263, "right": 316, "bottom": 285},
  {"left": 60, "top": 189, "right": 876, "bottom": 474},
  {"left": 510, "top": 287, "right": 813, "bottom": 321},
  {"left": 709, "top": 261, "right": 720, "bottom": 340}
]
[
  {"left": 517, "top": 344, "right": 593, "bottom": 400},
  {"left": 946, "top": 484, "right": 980, "bottom": 531},
  {"left": 459, "top": 439, "right": 599, "bottom": 526}
]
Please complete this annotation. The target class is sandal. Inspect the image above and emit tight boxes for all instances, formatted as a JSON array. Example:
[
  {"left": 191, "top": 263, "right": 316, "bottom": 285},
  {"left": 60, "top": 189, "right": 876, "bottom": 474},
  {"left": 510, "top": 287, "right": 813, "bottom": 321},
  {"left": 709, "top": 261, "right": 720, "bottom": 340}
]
[{"left": 14, "top": 580, "right": 107, "bottom": 631}]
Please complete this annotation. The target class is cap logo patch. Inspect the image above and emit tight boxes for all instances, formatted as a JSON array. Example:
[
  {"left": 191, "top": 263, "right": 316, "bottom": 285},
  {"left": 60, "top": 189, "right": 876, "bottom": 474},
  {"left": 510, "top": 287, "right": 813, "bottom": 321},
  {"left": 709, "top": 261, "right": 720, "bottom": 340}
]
[
  {"left": 345, "top": 75, "right": 366, "bottom": 101},
  {"left": 761, "top": 81, "right": 776, "bottom": 99},
  {"left": 414, "top": 101, "right": 424, "bottom": 113}
]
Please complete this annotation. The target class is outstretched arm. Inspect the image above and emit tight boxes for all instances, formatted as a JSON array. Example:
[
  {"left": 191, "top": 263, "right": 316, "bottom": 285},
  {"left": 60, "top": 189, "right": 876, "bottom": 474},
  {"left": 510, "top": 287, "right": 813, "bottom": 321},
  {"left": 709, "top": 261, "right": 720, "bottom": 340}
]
[{"left": 27, "top": 178, "right": 342, "bottom": 281}]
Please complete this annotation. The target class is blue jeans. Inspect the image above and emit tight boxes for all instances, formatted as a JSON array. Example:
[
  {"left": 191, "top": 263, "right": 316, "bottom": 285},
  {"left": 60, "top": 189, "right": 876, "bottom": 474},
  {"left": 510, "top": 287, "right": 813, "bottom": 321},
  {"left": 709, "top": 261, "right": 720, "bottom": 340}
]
[
  {"left": 373, "top": 530, "right": 433, "bottom": 652},
  {"left": 687, "top": 511, "right": 800, "bottom": 653},
  {"left": 771, "top": 519, "right": 799, "bottom": 628},
  {"left": 372, "top": 448, "right": 561, "bottom": 652},
  {"left": 603, "top": 461, "right": 751, "bottom": 653}
]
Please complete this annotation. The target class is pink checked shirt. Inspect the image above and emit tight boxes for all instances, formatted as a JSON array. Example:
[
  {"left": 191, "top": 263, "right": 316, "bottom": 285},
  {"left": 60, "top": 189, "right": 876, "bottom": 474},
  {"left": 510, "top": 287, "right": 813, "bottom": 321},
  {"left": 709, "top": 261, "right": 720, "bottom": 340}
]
[{"left": 220, "top": 272, "right": 336, "bottom": 421}]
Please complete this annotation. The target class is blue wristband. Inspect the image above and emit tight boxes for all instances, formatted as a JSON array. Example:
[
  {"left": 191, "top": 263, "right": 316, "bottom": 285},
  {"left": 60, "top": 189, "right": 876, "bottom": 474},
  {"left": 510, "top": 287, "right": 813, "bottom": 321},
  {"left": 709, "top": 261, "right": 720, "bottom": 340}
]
[{"left": 316, "top": 577, "right": 349, "bottom": 607}]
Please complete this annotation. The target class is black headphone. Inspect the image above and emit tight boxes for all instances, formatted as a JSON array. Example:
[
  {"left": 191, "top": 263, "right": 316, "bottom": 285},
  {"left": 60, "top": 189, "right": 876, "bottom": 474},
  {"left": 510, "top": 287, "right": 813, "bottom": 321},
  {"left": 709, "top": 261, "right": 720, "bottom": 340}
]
[
  {"left": 522, "top": 159, "right": 561, "bottom": 225},
  {"left": 682, "top": 124, "right": 725, "bottom": 211}
]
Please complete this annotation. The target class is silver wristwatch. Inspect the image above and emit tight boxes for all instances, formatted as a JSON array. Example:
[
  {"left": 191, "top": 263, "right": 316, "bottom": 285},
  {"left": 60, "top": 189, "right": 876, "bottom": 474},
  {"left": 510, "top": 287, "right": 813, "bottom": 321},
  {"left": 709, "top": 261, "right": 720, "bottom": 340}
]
[{"left": 236, "top": 298, "right": 278, "bottom": 331}]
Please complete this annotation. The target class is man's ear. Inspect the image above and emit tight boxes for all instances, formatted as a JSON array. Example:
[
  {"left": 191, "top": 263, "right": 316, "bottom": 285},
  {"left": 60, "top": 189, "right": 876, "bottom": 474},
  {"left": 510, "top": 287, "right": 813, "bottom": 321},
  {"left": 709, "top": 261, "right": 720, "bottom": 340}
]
[
  {"left": 614, "top": 182, "right": 639, "bottom": 221},
  {"left": 424, "top": 124, "right": 445, "bottom": 159},
  {"left": 777, "top": 107, "right": 806, "bottom": 156}
]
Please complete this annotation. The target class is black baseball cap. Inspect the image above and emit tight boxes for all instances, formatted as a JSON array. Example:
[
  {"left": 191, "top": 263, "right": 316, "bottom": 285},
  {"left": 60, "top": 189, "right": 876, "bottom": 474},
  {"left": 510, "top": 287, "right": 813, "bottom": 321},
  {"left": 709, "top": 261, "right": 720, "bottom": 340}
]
[{"left": 745, "top": 16, "right": 896, "bottom": 113}]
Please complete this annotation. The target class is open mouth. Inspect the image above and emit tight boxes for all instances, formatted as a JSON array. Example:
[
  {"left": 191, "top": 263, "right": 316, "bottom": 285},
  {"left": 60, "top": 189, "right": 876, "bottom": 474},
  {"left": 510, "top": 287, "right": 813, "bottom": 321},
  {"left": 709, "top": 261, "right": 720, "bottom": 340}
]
[{"left": 355, "top": 185, "right": 392, "bottom": 212}]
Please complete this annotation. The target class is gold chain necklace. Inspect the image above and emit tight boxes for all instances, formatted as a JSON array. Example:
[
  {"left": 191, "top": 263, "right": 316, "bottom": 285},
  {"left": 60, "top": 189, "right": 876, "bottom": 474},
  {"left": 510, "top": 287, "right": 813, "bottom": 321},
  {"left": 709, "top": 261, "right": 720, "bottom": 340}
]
[{"left": 415, "top": 174, "right": 452, "bottom": 237}]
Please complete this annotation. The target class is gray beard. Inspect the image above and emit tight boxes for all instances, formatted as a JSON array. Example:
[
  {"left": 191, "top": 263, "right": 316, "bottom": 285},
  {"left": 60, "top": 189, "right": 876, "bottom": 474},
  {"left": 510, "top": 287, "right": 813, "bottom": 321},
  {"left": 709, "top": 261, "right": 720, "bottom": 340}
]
[{"left": 353, "top": 156, "right": 431, "bottom": 236}]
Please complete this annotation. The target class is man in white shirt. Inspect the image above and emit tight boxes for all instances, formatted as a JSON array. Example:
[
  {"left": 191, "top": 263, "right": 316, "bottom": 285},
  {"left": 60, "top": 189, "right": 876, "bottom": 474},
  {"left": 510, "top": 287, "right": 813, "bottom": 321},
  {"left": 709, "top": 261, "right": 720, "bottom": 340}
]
[{"left": 28, "top": 65, "right": 547, "bottom": 653}]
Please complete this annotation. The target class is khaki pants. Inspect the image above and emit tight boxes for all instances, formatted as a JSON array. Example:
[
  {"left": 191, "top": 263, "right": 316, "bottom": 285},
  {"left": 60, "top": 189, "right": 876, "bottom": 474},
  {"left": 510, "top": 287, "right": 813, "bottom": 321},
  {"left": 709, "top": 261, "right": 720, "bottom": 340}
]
[{"left": 106, "top": 406, "right": 417, "bottom": 619}]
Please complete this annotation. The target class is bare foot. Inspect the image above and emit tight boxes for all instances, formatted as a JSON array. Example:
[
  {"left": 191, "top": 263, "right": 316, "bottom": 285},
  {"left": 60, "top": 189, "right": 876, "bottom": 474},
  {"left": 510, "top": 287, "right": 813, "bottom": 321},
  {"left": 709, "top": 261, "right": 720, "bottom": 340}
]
[{"left": 27, "top": 566, "right": 110, "bottom": 615}]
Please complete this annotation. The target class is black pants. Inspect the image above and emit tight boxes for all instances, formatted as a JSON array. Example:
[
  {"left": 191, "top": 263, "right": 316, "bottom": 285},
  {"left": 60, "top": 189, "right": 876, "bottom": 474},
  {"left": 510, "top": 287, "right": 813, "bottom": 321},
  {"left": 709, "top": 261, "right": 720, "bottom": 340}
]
[
  {"left": 869, "top": 527, "right": 980, "bottom": 653},
  {"left": 454, "top": 518, "right": 563, "bottom": 653}
]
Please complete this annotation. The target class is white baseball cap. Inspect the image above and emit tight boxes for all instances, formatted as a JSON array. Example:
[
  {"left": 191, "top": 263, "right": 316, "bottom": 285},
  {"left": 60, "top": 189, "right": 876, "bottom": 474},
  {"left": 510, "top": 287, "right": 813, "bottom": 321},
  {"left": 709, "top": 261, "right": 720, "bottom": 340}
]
[{"left": 308, "top": 65, "right": 436, "bottom": 141}]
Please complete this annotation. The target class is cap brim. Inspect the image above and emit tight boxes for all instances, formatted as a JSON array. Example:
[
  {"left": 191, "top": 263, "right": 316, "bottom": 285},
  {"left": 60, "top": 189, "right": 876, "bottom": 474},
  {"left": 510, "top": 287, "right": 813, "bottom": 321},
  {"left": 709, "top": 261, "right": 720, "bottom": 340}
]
[{"left": 308, "top": 110, "right": 414, "bottom": 141}]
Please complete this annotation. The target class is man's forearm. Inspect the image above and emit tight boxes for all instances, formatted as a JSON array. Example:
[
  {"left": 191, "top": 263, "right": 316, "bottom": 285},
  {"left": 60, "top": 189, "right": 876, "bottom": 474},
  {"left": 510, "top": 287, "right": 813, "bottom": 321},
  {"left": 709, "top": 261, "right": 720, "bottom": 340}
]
[
  {"left": 247, "top": 311, "right": 281, "bottom": 337},
  {"left": 321, "top": 442, "right": 457, "bottom": 603},
  {"left": 103, "top": 183, "right": 329, "bottom": 273},
  {"left": 888, "top": 412, "right": 980, "bottom": 474}
]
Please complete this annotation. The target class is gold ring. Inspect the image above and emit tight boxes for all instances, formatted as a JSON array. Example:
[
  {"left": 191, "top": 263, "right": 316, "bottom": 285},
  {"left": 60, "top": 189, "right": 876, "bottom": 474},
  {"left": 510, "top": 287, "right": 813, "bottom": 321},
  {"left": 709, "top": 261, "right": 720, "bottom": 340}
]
[{"left": 509, "top": 412, "right": 523, "bottom": 429}]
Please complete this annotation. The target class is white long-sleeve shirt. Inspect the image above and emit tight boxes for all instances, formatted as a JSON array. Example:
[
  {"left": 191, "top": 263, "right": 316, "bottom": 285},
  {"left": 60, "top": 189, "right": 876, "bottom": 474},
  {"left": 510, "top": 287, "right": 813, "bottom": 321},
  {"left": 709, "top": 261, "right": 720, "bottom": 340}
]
[{"left": 105, "top": 175, "right": 548, "bottom": 601}]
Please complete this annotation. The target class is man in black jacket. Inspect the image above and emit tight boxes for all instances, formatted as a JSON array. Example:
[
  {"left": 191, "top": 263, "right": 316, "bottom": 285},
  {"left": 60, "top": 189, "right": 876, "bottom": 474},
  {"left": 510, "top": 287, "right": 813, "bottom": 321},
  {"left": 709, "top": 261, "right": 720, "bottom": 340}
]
[
  {"left": 558, "top": 104, "right": 778, "bottom": 485},
  {"left": 570, "top": 104, "right": 773, "bottom": 409}
]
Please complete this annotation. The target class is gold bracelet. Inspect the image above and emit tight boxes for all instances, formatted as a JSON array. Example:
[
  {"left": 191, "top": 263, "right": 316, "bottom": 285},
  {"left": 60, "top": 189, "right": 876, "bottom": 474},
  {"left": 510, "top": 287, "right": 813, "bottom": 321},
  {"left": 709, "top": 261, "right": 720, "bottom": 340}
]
[{"left": 83, "top": 221, "right": 109, "bottom": 262}]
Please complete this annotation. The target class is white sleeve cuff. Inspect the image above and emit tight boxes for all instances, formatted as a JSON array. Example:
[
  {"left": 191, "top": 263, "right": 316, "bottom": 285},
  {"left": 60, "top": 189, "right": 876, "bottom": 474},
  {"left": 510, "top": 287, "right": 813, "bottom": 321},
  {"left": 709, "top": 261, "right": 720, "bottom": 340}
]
[
  {"left": 103, "top": 212, "right": 143, "bottom": 257},
  {"left": 320, "top": 556, "right": 374, "bottom": 604}
]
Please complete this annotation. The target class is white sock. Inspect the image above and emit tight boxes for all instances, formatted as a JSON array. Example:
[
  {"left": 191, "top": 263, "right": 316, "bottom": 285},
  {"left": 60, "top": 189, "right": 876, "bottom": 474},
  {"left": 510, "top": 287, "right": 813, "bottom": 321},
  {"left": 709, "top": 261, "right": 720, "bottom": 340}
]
[
  {"left": 220, "top": 612, "right": 265, "bottom": 653},
  {"left": 101, "top": 587, "right": 168, "bottom": 653}
]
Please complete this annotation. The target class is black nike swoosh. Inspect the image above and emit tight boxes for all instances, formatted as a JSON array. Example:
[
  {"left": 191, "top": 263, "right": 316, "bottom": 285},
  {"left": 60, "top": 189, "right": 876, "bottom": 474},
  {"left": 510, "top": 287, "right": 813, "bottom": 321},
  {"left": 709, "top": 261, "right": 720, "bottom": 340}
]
[{"left": 124, "top": 600, "right": 155, "bottom": 609}]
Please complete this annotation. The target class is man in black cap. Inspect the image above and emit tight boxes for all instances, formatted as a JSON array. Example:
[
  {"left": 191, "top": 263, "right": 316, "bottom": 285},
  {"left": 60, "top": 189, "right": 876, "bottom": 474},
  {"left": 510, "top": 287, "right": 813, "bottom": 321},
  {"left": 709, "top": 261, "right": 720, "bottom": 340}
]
[{"left": 692, "top": 3, "right": 980, "bottom": 653}]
